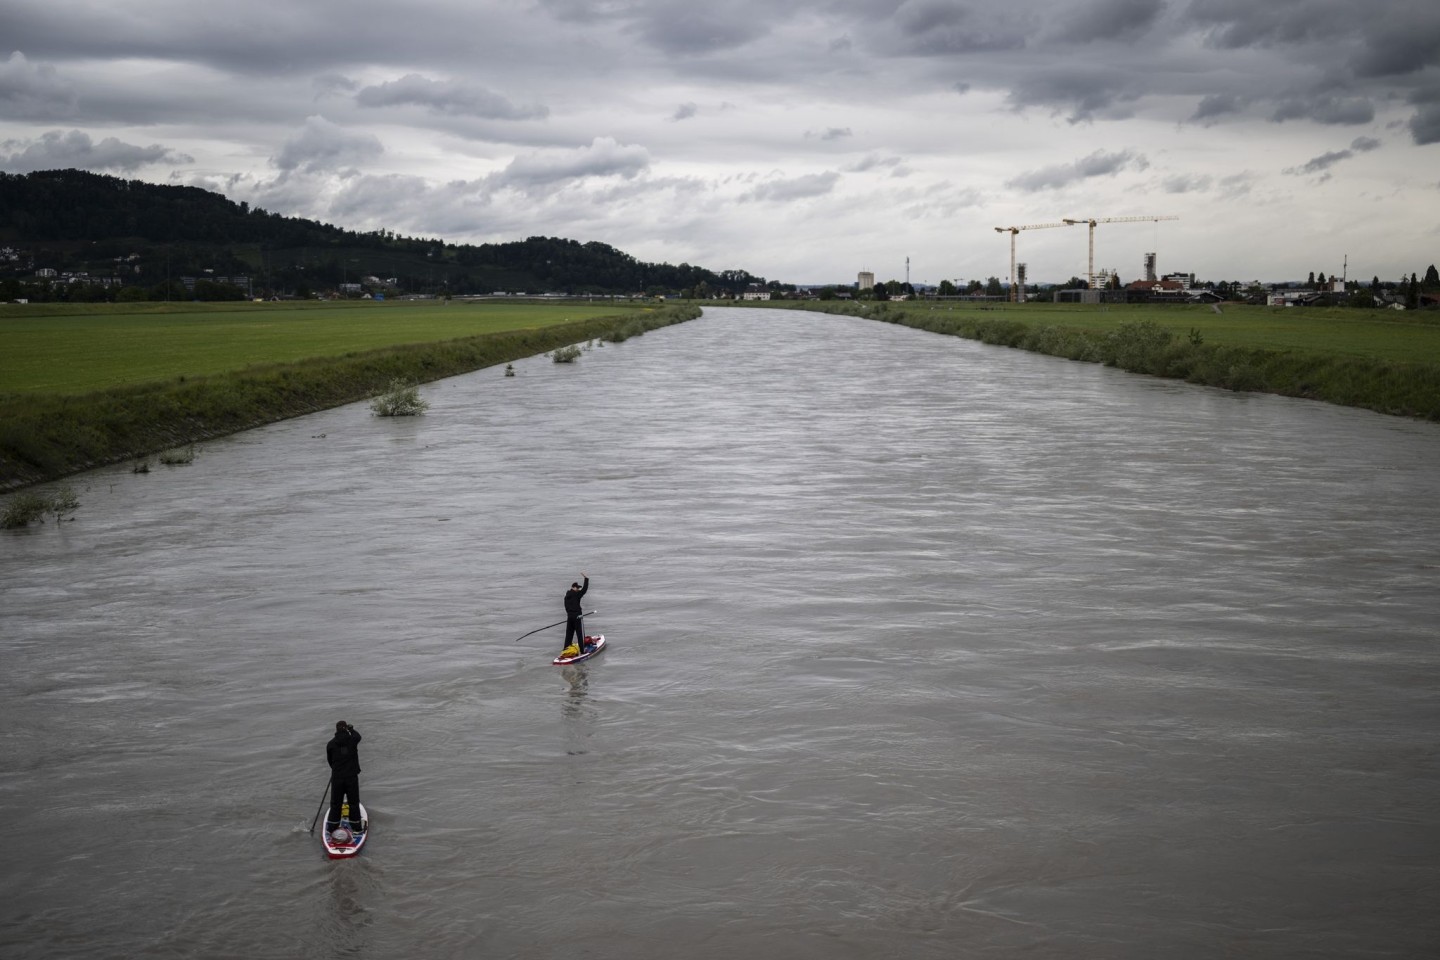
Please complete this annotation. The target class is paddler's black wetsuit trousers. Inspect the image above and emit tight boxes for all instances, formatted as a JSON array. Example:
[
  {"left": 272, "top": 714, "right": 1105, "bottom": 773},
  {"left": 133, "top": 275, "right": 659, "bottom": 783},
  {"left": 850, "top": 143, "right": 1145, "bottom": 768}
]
[
  {"left": 328, "top": 777, "right": 361, "bottom": 826},
  {"left": 564, "top": 617, "right": 585, "bottom": 651}
]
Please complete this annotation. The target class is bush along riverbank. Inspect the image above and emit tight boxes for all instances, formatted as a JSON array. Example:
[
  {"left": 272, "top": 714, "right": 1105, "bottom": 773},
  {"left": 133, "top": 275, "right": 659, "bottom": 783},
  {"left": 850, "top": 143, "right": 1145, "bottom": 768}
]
[
  {"left": 0, "top": 304, "right": 699, "bottom": 491},
  {"left": 733, "top": 300, "right": 1440, "bottom": 423}
]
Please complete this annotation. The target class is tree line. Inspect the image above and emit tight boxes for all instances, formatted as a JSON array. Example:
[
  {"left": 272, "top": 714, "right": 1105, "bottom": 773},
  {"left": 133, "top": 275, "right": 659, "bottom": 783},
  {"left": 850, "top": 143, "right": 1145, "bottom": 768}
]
[{"left": 0, "top": 169, "right": 762, "bottom": 301}]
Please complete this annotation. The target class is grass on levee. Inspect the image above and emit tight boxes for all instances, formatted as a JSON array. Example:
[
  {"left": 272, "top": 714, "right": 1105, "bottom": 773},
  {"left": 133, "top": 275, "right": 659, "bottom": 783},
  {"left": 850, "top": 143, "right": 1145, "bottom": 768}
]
[
  {"left": 952, "top": 301, "right": 1440, "bottom": 364},
  {"left": 736, "top": 299, "right": 1440, "bottom": 421},
  {"left": 0, "top": 299, "right": 638, "bottom": 396}
]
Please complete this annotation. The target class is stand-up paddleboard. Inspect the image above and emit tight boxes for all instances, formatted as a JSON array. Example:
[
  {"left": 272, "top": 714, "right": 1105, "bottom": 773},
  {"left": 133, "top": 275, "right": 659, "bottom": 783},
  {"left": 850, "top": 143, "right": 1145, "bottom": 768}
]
[
  {"left": 554, "top": 635, "right": 606, "bottom": 665},
  {"left": 322, "top": 801, "right": 368, "bottom": 859}
]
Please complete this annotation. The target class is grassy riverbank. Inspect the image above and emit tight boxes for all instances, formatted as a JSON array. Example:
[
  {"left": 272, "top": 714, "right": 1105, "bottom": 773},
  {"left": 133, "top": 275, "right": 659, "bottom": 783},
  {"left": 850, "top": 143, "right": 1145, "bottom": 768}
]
[
  {"left": 734, "top": 300, "right": 1440, "bottom": 421},
  {"left": 0, "top": 299, "right": 638, "bottom": 395},
  {"left": 0, "top": 301, "right": 699, "bottom": 490}
]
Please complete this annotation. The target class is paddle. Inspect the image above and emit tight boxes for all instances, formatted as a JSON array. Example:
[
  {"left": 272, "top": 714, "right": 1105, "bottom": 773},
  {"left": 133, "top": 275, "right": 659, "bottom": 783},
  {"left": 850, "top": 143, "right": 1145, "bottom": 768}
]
[
  {"left": 308, "top": 780, "right": 331, "bottom": 835},
  {"left": 513, "top": 610, "right": 596, "bottom": 642}
]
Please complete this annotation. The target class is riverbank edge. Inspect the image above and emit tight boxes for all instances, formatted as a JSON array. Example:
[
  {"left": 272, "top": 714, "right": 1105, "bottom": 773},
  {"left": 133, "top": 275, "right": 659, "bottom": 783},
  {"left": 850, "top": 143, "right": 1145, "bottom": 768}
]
[
  {"left": 728, "top": 300, "right": 1440, "bottom": 422},
  {"left": 0, "top": 304, "right": 700, "bottom": 491}
]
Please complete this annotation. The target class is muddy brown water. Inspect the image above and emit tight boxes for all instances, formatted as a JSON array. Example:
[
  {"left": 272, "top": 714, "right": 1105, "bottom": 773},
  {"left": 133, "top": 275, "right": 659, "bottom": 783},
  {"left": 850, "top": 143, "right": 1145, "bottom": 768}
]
[{"left": 2, "top": 307, "right": 1438, "bottom": 958}]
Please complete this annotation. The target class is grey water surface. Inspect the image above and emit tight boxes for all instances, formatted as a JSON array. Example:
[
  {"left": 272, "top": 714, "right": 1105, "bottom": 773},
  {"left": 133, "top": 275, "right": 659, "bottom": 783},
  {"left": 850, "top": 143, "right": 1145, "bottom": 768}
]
[{"left": 2, "top": 306, "right": 1438, "bottom": 959}]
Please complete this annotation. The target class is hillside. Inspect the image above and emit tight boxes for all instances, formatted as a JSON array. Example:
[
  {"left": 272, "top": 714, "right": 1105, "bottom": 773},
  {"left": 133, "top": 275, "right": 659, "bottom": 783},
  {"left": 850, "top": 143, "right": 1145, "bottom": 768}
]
[{"left": 0, "top": 169, "right": 762, "bottom": 300}]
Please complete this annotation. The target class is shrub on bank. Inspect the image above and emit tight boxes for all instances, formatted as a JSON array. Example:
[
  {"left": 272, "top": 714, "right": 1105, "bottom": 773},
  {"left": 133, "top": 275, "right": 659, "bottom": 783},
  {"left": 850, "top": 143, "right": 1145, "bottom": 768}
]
[
  {"left": 370, "top": 379, "right": 429, "bottom": 416},
  {"left": 1100, "top": 319, "right": 1175, "bottom": 373},
  {"left": 158, "top": 445, "right": 198, "bottom": 464},
  {"left": 1, "top": 485, "right": 79, "bottom": 529}
]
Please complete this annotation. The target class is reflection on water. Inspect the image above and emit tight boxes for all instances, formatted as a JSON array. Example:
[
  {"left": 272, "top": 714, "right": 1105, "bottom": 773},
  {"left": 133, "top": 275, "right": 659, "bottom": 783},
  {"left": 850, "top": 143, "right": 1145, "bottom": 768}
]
[
  {"left": 561, "top": 664, "right": 594, "bottom": 755},
  {"left": 324, "top": 866, "right": 376, "bottom": 959},
  {"left": 2, "top": 307, "right": 1439, "bottom": 959}
]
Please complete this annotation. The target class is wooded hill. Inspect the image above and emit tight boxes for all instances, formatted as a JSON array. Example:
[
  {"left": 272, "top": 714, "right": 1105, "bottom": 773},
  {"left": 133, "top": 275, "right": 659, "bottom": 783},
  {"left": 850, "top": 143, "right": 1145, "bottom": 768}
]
[{"left": 0, "top": 169, "right": 764, "bottom": 300}]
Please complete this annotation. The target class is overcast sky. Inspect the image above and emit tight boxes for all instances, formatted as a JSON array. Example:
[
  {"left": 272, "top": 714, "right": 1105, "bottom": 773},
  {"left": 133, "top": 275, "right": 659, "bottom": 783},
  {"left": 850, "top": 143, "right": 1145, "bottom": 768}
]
[{"left": 2, "top": 0, "right": 1437, "bottom": 285}]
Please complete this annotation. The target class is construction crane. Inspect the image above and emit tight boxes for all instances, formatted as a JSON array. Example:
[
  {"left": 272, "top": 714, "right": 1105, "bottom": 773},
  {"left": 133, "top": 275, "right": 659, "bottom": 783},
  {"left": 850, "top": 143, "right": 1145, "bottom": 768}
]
[
  {"left": 1062, "top": 216, "right": 1178, "bottom": 291},
  {"left": 994, "top": 222, "right": 1069, "bottom": 302}
]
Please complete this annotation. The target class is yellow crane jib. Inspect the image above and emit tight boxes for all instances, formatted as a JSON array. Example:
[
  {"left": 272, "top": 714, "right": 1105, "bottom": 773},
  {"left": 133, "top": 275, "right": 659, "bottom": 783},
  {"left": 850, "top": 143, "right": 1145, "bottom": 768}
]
[
  {"left": 1062, "top": 216, "right": 1180, "bottom": 291},
  {"left": 993, "top": 222, "right": 1070, "bottom": 303}
]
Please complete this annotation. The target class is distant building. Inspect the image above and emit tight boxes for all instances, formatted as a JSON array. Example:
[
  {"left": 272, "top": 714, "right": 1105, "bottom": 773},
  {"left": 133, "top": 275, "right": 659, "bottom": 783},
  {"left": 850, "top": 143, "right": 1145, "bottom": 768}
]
[
  {"left": 1122, "top": 278, "right": 1192, "bottom": 303},
  {"left": 857, "top": 271, "right": 874, "bottom": 291},
  {"left": 1267, "top": 291, "right": 1323, "bottom": 307}
]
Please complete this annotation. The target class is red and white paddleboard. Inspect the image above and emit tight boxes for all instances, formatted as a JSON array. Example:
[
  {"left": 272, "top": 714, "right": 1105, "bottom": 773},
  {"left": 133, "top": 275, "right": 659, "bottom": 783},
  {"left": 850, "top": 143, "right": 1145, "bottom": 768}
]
[
  {"left": 322, "top": 802, "right": 368, "bottom": 859},
  {"left": 553, "top": 635, "right": 606, "bottom": 665}
]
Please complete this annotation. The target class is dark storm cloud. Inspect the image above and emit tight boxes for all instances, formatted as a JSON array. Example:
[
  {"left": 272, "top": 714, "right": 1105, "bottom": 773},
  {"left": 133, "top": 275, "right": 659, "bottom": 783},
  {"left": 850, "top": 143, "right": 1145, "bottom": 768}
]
[
  {"left": 1180, "top": 0, "right": 1439, "bottom": 141},
  {"left": 1007, "top": 148, "right": 1148, "bottom": 192},
  {"left": 1350, "top": 10, "right": 1440, "bottom": 78},
  {"left": 1282, "top": 136, "right": 1380, "bottom": 177},
  {"left": 2, "top": 0, "right": 559, "bottom": 79},
  {"left": 888, "top": 0, "right": 1027, "bottom": 55},
  {"left": 7, "top": 0, "right": 1436, "bottom": 149},
  {"left": 895, "top": 0, "right": 969, "bottom": 36},
  {"left": 1284, "top": 149, "right": 1350, "bottom": 176},
  {"left": 0, "top": 128, "right": 191, "bottom": 173},
  {"left": 355, "top": 75, "right": 547, "bottom": 120},
  {"left": 2, "top": 2, "right": 347, "bottom": 73},
  {"left": 0, "top": 52, "right": 77, "bottom": 120},
  {"left": 630, "top": 7, "right": 770, "bottom": 54},
  {"left": 535, "top": 0, "right": 633, "bottom": 23},
  {"left": 1411, "top": 105, "right": 1440, "bottom": 146},
  {"left": 1405, "top": 87, "right": 1440, "bottom": 145},
  {"left": 1060, "top": 0, "right": 1165, "bottom": 43},
  {"left": 1184, "top": 0, "right": 1364, "bottom": 49},
  {"left": 272, "top": 116, "right": 383, "bottom": 174},
  {"left": 1189, "top": 93, "right": 1249, "bottom": 124},
  {"left": 313, "top": 74, "right": 359, "bottom": 99},
  {"left": 1007, "top": 68, "right": 1140, "bottom": 122},
  {"left": 1271, "top": 95, "right": 1374, "bottom": 126}
]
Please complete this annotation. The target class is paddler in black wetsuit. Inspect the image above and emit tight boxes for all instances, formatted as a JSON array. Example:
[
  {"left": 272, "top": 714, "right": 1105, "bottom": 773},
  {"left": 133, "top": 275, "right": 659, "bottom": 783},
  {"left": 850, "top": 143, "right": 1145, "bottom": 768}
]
[
  {"left": 562, "top": 574, "right": 589, "bottom": 657},
  {"left": 326, "top": 721, "right": 364, "bottom": 831}
]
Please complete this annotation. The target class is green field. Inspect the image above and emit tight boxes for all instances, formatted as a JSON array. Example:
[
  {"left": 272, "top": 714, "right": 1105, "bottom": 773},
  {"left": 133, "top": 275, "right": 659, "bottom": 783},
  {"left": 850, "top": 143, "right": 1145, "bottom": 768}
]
[
  {"left": 0, "top": 301, "right": 698, "bottom": 490},
  {"left": 0, "top": 300, "right": 635, "bottom": 396},
  {"left": 894, "top": 302, "right": 1440, "bottom": 364}
]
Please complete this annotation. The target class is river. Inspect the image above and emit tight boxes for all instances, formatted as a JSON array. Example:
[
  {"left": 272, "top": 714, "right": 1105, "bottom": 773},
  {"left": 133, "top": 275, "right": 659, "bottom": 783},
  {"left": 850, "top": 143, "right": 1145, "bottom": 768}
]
[{"left": 2, "top": 306, "right": 1437, "bottom": 958}]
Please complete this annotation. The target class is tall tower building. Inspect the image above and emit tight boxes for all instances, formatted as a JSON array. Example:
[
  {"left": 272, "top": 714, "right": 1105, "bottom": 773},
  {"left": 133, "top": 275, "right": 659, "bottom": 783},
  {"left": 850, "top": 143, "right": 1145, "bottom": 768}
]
[
  {"left": 1144, "top": 252, "right": 1157, "bottom": 283},
  {"left": 857, "top": 271, "right": 875, "bottom": 291}
]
